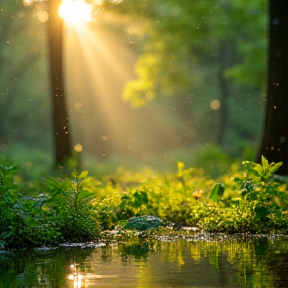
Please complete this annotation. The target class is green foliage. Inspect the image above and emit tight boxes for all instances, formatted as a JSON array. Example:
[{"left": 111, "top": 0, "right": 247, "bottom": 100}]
[
  {"left": 1, "top": 154, "right": 288, "bottom": 248},
  {"left": 209, "top": 183, "right": 225, "bottom": 202},
  {"left": 116, "top": 189, "right": 151, "bottom": 220},
  {"left": 0, "top": 166, "right": 100, "bottom": 247},
  {"left": 44, "top": 171, "right": 95, "bottom": 212},
  {"left": 102, "top": 0, "right": 267, "bottom": 107},
  {"left": 243, "top": 155, "right": 283, "bottom": 181},
  {"left": 0, "top": 163, "right": 18, "bottom": 196},
  {"left": 233, "top": 156, "right": 286, "bottom": 230},
  {"left": 1, "top": 0, "right": 265, "bottom": 163},
  {"left": 0, "top": 163, "right": 62, "bottom": 247},
  {"left": 97, "top": 0, "right": 266, "bottom": 155},
  {"left": 43, "top": 171, "right": 100, "bottom": 242}
]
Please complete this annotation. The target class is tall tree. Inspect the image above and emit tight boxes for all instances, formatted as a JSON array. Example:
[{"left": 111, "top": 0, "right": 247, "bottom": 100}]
[
  {"left": 48, "top": 0, "right": 72, "bottom": 167},
  {"left": 257, "top": 0, "right": 288, "bottom": 175}
]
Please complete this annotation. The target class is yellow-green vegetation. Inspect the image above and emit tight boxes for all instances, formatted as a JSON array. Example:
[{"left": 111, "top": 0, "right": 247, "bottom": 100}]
[{"left": 0, "top": 156, "right": 288, "bottom": 249}]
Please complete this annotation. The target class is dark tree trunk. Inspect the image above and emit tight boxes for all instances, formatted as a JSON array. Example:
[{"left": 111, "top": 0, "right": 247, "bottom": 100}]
[
  {"left": 48, "top": 0, "right": 72, "bottom": 167},
  {"left": 257, "top": 0, "right": 288, "bottom": 175}
]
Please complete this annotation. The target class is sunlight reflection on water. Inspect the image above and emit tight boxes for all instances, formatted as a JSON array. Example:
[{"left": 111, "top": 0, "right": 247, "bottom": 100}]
[{"left": 1, "top": 237, "right": 288, "bottom": 287}]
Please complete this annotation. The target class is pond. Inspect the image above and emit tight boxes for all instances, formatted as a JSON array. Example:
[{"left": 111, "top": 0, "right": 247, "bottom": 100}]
[{"left": 1, "top": 235, "right": 288, "bottom": 288}]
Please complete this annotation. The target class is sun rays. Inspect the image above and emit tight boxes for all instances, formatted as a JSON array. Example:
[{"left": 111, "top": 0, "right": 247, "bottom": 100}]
[{"left": 62, "top": 11, "right": 186, "bottom": 163}]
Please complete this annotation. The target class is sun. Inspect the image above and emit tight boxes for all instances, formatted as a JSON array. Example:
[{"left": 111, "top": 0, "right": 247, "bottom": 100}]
[{"left": 59, "top": 0, "right": 93, "bottom": 24}]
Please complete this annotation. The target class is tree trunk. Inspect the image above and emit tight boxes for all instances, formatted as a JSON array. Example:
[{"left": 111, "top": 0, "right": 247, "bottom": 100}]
[
  {"left": 48, "top": 0, "right": 72, "bottom": 167},
  {"left": 257, "top": 0, "right": 288, "bottom": 175}
]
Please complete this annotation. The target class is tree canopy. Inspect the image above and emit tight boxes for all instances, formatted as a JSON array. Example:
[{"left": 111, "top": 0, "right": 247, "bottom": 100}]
[{"left": 101, "top": 0, "right": 267, "bottom": 107}]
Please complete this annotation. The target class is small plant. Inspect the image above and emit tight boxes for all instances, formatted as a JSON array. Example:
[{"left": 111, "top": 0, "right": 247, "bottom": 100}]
[
  {"left": 43, "top": 171, "right": 100, "bottom": 242},
  {"left": 116, "top": 189, "right": 150, "bottom": 220},
  {"left": 234, "top": 156, "right": 286, "bottom": 230},
  {"left": 0, "top": 163, "right": 17, "bottom": 195},
  {"left": 44, "top": 171, "right": 95, "bottom": 212},
  {"left": 242, "top": 155, "right": 282, "bottom": 181}
]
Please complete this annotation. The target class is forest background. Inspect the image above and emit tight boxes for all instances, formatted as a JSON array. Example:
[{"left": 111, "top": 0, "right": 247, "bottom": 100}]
[{"left": 0, "top": 0, "right": 274, "bottom": 175}]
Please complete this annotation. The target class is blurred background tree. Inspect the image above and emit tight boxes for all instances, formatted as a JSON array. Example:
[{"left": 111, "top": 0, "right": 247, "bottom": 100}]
[
  {"left": 101, "top": 0, "right": 267, "bottom": 157},
  {"left": 257, "top": 0, "right": 288, "bottom": 175},
  {"left": 2, "top": 0, "right": 282, "bottom": 173},
  {"left": 0, "top": 0, "right": 52, "bottom": 152},
  {"left": 48, "top": 0, "right": 72, "bottom": 167}
]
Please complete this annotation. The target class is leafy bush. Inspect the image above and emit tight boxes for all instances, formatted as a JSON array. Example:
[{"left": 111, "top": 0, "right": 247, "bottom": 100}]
[{"left": 43, "top": 171, "right": 100, "bottom": 242}]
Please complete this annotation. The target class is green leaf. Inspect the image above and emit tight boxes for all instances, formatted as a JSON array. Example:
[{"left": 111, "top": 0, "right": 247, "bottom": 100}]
[
  {"left": 261, "top": 155, "right": 269, "bottom": 170},
  {"left": 79, "top": 171, "right": 89, "bottom": 179},
  {"left": 243, "top": 156, "right": 282, "bottom": 179},
  {"left": 133, "top": 191, "right": 149, "bottom": 208},
  {"left": 77, "top": 189, "right": 95, "bottom": 202},
  {"left": 268, "top": 162, "right": 283, "bottom": 175},
  {"left": 210, "top": 183, "right": 225, "bottom": 202}
]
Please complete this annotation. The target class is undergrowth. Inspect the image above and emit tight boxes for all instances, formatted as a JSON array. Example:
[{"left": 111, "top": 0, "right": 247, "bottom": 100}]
[{"left": 0, "top": 155, "right": 288, "bottom": 249}]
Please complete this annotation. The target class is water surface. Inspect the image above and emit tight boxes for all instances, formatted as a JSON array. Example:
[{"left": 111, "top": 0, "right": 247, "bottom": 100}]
[{"left": 1, "top": 236, "right": 288, "bottom": 287}]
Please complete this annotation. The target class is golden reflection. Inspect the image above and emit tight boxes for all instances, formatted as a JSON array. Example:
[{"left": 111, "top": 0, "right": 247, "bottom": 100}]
[{"left": 68, "top": 263, "right": 85, "bottom": 288}]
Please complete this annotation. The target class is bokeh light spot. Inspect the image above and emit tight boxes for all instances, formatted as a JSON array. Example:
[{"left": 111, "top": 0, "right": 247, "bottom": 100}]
[
  {"left": 210, "top": 99, "right": 220, "bottom": 110},
  {"left": 74, "top": 143, "right": 83, "bottom": 152}
]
